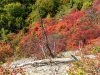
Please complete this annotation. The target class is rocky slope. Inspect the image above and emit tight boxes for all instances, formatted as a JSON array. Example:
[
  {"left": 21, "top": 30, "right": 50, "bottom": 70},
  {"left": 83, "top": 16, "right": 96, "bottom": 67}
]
[{"left": 2, "top": 51, "right": 96, "bottom": 75}]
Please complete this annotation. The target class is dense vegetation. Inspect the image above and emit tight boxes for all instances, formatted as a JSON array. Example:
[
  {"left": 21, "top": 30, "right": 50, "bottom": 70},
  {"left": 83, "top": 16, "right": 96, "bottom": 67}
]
[
  {"left": 0, "top": 0, "right": 100, "bottom": 63},
  {"left": 0, "top": 0, "right": 93, "bottom": 37}
]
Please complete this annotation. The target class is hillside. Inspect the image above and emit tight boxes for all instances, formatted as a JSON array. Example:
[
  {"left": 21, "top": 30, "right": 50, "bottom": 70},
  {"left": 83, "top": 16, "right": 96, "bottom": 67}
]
[{"left": 0, "top": 0, "right": 100, "bottom": 75}]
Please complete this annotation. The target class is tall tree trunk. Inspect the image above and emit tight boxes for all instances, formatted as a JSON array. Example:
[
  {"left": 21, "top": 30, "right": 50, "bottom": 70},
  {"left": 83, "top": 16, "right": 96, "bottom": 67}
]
[{"left": 38, "top": 8, "right": 55, "bottom": 58}]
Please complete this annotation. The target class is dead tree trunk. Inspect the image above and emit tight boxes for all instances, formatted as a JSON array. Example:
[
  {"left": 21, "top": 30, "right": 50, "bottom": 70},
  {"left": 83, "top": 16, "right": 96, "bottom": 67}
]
[
  {"left": 38, "top": 9, "right": 55, "bottom": 58},
  {"left": 40, "top": 18, "right": 55, "bottom": 58}
]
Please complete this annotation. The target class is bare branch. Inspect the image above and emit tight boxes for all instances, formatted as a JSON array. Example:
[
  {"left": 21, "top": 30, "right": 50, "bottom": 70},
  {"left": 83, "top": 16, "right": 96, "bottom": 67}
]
[{"left": 39, "top": 44, "right": 47, "bottom": 59}]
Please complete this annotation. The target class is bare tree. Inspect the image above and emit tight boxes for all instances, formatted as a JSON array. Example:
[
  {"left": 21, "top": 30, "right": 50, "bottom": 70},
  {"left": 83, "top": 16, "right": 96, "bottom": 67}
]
[{"left": 38, "top": 8, "right": 55, "bottom": 58}]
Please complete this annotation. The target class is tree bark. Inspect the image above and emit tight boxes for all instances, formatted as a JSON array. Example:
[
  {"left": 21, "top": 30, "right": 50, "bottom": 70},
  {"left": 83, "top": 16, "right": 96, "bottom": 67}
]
[{"left": 38, "top": 9, "right": 55, "bottom": 58}]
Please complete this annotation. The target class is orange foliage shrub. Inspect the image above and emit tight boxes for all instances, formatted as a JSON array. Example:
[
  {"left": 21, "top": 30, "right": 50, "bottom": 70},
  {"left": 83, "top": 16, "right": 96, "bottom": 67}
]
[{"left": 0, "top": 42, "right": 13, "bottom": 62}]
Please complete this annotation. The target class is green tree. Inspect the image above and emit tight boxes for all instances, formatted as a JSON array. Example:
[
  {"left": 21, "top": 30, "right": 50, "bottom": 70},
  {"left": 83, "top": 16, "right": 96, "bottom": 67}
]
[
  {"left": 4, "top": 2, "right": 25, "bottom": 17},
  {"left": 0, "top": 2, "right": 26, "bottom": 33},
  {"left": 26, "top": 0, "right": 60, "bottom": 23}
]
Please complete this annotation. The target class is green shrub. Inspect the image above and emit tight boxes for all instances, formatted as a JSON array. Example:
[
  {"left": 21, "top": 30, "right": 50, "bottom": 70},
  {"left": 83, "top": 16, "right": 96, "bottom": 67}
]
[
  {"left": 55, "top": 3, "right": 71, "bottom": 19},
  {"left": 0, "top": 2, "right": 27, "bottom": 34},
  {"left": 0, "top": 28, "right": 12, "bottom": 42},
  {"left": 93, "top": 46, "right": 100, "bottom": 53},
  {"left": 82, "top": 0, "right": 93, "bottom": 10}
]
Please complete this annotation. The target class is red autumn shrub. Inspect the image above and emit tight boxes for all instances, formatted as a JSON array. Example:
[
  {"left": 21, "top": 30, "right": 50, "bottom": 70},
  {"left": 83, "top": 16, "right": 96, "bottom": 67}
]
[
  {"left": 93, "top": 0, "right": 100, "bottom": 11},
  {"left": 68, "top": 10, "right": 100, "bottom": 49},
  {"left": 17, "top": 3, "right": 100, "bottom": 58}
]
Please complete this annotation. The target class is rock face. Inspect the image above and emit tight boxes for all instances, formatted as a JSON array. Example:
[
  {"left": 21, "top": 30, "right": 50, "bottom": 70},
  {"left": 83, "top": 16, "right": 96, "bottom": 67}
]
[
  {"left": 21, "top": 63, "right": 69, "bottom": 75},
  {"left": 2, "top": 58, "right": 70, "bottom": 75}
]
